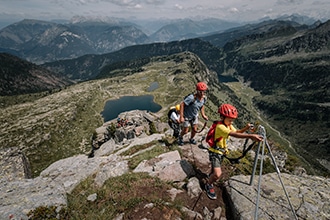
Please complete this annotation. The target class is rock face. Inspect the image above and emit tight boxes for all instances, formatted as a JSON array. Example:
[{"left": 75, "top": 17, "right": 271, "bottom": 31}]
[
  {"left": 226, "top": 173, "right": 330, "bottom": 220},
  {"left": 0, "top": 110, "right": 329, "bottom": 220}
]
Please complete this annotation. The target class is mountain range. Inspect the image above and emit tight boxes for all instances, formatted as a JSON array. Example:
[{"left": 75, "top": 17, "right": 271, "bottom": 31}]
[{"left": 0, "top": 15, "right": 320, "bottom": 64}]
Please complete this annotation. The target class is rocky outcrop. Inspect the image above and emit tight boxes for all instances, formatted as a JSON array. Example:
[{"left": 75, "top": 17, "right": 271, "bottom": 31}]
[
  {"left": 0, "top": 147, "right": 31, "bottom": 181},
  {"left": 0, "top": 110, "right": 329, "bottom": 220},
  {"left": 226, "top": 173, "right": 330, "bottom": 220}
]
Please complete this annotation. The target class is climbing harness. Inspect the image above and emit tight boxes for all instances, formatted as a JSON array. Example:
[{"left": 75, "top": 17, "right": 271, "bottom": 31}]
[
  {"left": 250, "top": 125, "right": 298, "bottom": 220},
  {"left": 224, "top": 139, "right": 257, "bottom": 164},
  {"left": 199, "top": 134, "right": 256, "bottom": 164}
]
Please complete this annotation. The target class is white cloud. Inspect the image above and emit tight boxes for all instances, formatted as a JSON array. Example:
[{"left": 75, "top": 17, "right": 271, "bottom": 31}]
[
  {"left": 175, "top": 4, "right": 183, "bottom": 10},
  {"left": 229, "top": 7, "right": 239, "bottom": 13}
]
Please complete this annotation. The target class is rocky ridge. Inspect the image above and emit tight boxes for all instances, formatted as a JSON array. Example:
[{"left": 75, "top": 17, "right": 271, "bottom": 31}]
[{"left": 1, "top": 110, "right": 329, "bottom": 220}]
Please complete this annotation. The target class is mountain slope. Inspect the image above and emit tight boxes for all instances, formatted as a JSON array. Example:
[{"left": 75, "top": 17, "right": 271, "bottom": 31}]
[
  {"left": 68, "top": 20, "right": 149, "bottom": 54},
  {"left": 220, "top": 20, "right": 330, "bottom": 174},
  {"left": 42, "top": 38, "right": 224, "bottom": 81},
  {"left": 0, "top": 19, "right": 57, "bottom": 49},
  {"left": 201, "top": 19, "right": 308, "bottom": 48},
  {"left": 0, "top": 53, "right": 73, "bottom": 96}
]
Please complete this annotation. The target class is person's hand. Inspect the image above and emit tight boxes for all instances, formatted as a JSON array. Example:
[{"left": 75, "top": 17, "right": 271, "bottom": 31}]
[
  {"left": 203, "top": 115, "right": 208, "bottom": 121},
  {"left": 251, "top": 134, "right": 263, "bottom": 142},
  {"left": 247, "top": 123, "right": 256, "bottom": 132},
  {"left": 179, "top": 117, "right": 184, "bottom": 123}
]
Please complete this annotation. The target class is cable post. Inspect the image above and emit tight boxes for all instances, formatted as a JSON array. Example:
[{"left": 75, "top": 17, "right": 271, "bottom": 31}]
[{"left": 250, "top": 125, "right": 298, "bottom": 220}]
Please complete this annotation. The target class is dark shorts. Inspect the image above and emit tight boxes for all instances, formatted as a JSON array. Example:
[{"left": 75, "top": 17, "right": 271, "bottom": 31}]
[{"left": 209, "top": 152, "right": 224, "bottom": 168}]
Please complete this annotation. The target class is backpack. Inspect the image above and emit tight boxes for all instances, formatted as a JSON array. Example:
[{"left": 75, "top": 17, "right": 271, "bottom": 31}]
[
  {"left": 167, "top": 106, "right": 181, "bottom": 138},
  {"left": 205, "top": 121, "right": 223, "bottom": 148},
  {"left": 167, "top": 107, "right": 177, "bottom": 122}
]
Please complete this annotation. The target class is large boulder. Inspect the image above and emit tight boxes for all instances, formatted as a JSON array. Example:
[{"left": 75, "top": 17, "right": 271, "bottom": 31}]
[{"left": 133, "top": 150, "right": 196, "bottom": 182}]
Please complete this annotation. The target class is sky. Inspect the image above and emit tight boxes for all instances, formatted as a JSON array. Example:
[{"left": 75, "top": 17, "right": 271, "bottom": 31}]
[{"left": 1, "top": 0, "right": 330, "bottom": 28}]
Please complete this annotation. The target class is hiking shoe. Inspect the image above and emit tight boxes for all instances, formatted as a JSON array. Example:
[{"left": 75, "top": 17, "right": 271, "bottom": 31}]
[
  {"left": 189, "top": 138, "right": 197, "bottom": 144},
  {"left": 178, "top": 137, "right": 184, "bottom": 146},
  {"left": 205, "top": 184, "right": 217, "bottom": 200}
]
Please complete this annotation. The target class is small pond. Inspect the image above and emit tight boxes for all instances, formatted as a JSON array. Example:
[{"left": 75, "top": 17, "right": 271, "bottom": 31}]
[
  {"left": 101, "top": 95, "right": 162, "bottom": 122},
  {"left": 147, "top": 82, "right": 159, "bottom": 92}
]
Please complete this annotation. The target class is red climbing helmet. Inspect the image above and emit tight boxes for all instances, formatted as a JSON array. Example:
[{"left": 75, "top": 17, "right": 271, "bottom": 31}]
[
  {"left": 218, "top": 104, "right": 238, "bottom": 119},
  {"left": 196, "top": 82, "right": 208, "bottom": 91}
]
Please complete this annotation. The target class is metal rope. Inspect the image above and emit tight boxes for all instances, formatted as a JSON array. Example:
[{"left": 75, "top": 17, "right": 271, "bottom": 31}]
[{"left": 254, "top": 128, "right": 266, "bottom": 219}]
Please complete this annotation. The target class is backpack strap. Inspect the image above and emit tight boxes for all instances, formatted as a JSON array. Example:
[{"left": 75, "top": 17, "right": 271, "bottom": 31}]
[
  {"left": 213, "top": 121, "right": 223, "bottom": 147},
  {"left": 184, "top": 93, "right": 206, "bottom": 109},
  {"left": 184, "top": 93, "right": 195, "bottom": 106}
]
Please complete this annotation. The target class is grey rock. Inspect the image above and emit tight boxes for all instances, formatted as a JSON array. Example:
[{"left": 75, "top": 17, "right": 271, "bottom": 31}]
[
  {"left": 187, "top": 177, "right": 203, "bottom": 198},
  {"left": 203, "top": 206, "right": 213, "bottom": 220},
  {"left": 133, "top": 150, "right": 195, "bottom": 182},
  {"left": 87, "top": 193, "right": 97, "bottom": 202},
  {"left": 181, "top": 206, "right": 203, "bottom": 220},
  {"left": 226, "top": 173, "right": 330, "bottom": 220},
  {"left": 213, "top": 207, "right": 223, "bottom": 220},
  {"left": 167, "top": 188, "right": 184, "bottom": 201},
  {"left": 0, "top": 177, "right": 67, "bottom": 220}
]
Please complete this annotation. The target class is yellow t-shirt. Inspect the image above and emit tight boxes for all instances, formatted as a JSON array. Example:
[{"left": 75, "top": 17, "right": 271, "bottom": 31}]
[{"left": 214, "top": 123, "right": 236, "bottom": 151}]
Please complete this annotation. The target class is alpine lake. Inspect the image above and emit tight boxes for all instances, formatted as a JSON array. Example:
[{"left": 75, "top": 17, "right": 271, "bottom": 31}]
[{"left": 101, "top": 82, "right": 161, "bottom": 122}]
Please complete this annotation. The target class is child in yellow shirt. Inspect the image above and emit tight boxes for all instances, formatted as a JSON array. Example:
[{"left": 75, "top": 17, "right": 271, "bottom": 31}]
[{"left": 205, "top": 104, "right": 263, "bottom": 200}]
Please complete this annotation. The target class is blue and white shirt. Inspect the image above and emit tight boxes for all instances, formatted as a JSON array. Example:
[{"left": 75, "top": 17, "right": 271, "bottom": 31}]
[{"left": 183, "top": 94, "right": 206, "bottom": 120}]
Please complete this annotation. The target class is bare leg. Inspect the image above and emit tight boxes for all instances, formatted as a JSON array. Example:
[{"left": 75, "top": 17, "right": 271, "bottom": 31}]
[
  {"left": 208, "top": 167, "right": 222, "bottom": 185},
  {"left": 191, "top": 124, "right": 197, "bottom": 139},
  {"left": 180, "top": 126, "right": 189, "bottom": 137}
]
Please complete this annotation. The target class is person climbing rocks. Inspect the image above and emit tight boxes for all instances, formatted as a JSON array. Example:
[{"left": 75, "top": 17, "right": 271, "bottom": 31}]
[
  {"left": 178, "top": 81, "right": 208, "bottom": 146},
  {"left": 205, "top": 103, "right": 263, "bottom": 200}
]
